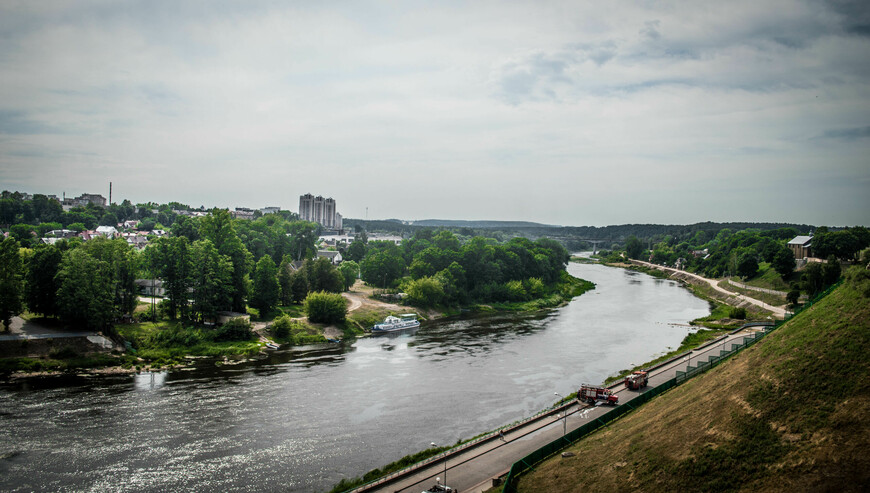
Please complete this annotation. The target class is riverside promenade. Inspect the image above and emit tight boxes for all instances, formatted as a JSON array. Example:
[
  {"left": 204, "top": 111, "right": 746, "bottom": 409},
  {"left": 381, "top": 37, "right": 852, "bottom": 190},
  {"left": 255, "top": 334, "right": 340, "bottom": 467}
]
[{"left": 353, "top": 325, "right": 765, "bottom": 493}]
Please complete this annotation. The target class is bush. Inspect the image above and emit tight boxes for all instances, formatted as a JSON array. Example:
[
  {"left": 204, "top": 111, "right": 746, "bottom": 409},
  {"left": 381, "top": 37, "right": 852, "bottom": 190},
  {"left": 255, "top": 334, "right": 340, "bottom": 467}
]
[
  {"left": 304, "top": 291, "right": 347, "bottom": 324},
  {"left": 213, "top": 317, "right": 254, "bottom": 342},
  {"left": 146, "top": 324, "right": 204, "bottom": 347},
  {"left": 49, "top": 346, "right": 79, "bottom": 359},
  {"left": 729, "top": 307, "right": 747, "bottom": 320},
  {"left": 272, "top": 314, "right": 298, "bottom": 339}
]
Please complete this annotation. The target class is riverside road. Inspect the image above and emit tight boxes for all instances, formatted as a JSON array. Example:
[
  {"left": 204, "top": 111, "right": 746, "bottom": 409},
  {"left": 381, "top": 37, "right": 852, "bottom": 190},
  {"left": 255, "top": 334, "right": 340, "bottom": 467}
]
[{"left": 358, "top": 325, "right": 765, "bottom": 493}]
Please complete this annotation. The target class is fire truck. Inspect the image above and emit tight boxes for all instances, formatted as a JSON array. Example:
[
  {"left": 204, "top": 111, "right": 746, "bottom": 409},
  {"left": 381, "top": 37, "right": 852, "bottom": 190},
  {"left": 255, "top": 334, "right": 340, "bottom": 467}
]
[
  {"left": 624, "top": 371, "right": 649, "bottom": 390},
  {"left": 578, "top": 384, "right": 618, "bottom": 405}
]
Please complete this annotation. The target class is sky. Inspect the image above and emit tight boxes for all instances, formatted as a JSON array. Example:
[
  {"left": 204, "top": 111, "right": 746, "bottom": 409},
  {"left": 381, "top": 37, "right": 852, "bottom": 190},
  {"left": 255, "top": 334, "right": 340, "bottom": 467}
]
[{"left": 0, "top": 0, "right": 868, "bottom": 227}]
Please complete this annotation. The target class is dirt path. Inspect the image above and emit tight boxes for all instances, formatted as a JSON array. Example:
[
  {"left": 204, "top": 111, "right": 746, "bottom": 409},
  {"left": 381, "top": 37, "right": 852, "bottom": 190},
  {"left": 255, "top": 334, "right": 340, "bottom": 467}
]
[{"left": 629, "top": 260, "right": 788, "bottom": 318}]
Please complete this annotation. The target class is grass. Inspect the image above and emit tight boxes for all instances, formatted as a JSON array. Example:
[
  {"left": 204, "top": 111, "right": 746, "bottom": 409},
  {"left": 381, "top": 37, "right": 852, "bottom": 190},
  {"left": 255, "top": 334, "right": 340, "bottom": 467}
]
[
  {"left": 718, "top": 278, "right": 787, "bottom": 306},
  {"left": 116, "top": 320, "right": 261, "bottom": 368},
  {"left": 327, "top": 444, "right": 455, "bottom": 493},
  {"left": 510, "top": 272, "right": 870, "bottom": 492}
]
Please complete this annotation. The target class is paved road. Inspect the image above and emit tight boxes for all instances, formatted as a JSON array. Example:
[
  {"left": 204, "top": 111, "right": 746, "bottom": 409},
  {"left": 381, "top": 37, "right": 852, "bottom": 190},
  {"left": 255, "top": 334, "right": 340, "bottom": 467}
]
[
  {"left": 629, "top": 260, "right": 787, "bottom": 318},
  {"left": 357, "top": 327, "right": 764, "bottom": 493}
]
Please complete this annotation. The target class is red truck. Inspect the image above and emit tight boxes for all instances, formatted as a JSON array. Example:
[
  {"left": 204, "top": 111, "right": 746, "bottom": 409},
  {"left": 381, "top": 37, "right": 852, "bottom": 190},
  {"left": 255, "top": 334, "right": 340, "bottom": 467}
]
[
  {"left": 578, "top": 384, "right": 618, "bottom": 405},
  {"left": 624, "top": 371, "right": 649, "bottom": 390}
]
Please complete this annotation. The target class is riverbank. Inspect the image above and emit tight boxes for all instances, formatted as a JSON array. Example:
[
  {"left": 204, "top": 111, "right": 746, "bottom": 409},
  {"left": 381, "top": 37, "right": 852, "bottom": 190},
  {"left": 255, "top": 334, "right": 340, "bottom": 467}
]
[{"left": 0, "top": 270, "right": 595, "bottom": 378}]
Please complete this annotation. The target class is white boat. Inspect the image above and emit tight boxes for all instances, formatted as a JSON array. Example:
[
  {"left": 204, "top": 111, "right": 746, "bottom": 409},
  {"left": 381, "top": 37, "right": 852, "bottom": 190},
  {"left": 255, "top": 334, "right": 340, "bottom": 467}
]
[{"left": 371, "top": 314, "right": 420, "bottom": 332}]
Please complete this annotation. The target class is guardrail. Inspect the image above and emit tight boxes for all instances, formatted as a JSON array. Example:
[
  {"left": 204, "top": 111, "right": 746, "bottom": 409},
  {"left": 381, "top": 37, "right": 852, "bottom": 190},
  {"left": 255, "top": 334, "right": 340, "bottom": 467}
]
[{"left": 500, "top": 279, "right": 842, "bottom": 492}]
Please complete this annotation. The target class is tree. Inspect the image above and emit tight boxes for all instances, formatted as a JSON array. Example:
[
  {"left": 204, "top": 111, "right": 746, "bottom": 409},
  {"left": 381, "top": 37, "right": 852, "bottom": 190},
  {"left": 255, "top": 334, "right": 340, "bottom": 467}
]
[
  {"left": 344, "top": 240, "right": 367, "bottom": 262},
  {"left": 189, "top": 239, "right": 233, "bottom": 323},
  {"left": 786, "top": 289, "right": 800, "bottom": 306},
  {"left": 822, "top": 255, "right": 841, "bottom": 286},
  {"left": 361, "top": 249, "right": 406, "bottom": 288},
  {"left": 625, "top": 235, "right": 644, "bottom": 260},
  {"left": 0, "top": 237, "right": 23, "bottom": 329},
  {"left": 81, "top": 237, "right": 139, "bottom": 319},
  {"left": 338, "top": 260, "right": 359, "bottom": 291},
  {"left": 303, "top": 257, "right": 344, "bottom": 293},
  {"left": 287, "top": 269, "right": 309, "bottom": 303},
  {"left": 404, "top": 276, "right": 444, "bottom": 307},
  {"left": 287, "top": 221, "right": 318, "bottom": 261},
  {"left": 736, "top": 252, "right": 758, "bottom": 280},
  {"left": 277, "top": 256, "right": 294, "bottom": 305},
  {"left": 304, "top": 291, "right": 347, "bottom": 324},
  {"left": 56, "top": 249, "right": 115, "bottom": 330},
  {"left": 147, "top": 237, "right": 192, "bottom": 320},
  {"left": 251, "top": 255, "right": 280, "bottom": 314},
  {"left": 199, "top": 209, "right": 253, "bottom": 312},
  {"left": 24, "top": 244, "right": 63, "bottom": 318},
  {"left": 771, "top": 246, "right": 796, "bottom": 278}
]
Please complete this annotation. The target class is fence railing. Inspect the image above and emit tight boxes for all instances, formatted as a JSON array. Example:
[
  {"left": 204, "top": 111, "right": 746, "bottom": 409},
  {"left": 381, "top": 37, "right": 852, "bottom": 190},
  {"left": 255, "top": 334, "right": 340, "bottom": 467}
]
[{"left": 501, "top": 278, "right": 843, "bottom": 493}]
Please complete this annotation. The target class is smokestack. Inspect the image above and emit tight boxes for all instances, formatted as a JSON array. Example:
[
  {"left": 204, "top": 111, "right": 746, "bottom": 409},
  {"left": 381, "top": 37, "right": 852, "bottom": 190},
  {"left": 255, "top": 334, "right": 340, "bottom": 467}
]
[{"left": 109, "top": 182, "right": 112, "bottom": 205}]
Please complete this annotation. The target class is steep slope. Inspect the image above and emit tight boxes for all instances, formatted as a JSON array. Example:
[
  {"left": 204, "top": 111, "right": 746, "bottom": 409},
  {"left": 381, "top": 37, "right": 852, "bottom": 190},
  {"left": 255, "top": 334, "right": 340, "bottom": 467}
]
[{"left": 516, "top": 272, "right": 870, "bottom": 492}]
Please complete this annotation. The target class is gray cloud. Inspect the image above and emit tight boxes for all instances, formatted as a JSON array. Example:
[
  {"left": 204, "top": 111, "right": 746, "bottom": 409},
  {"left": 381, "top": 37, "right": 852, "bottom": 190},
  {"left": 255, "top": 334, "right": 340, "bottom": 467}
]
[{"left": 0, "top": 1, "right": 868, "bottom": 226}]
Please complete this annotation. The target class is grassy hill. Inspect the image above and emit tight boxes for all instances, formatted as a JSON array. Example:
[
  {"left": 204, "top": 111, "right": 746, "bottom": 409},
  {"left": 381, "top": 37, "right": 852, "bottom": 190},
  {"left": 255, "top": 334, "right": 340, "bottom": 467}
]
[{"left": 512, "top": 269, "right": 870, "bottom": 492}]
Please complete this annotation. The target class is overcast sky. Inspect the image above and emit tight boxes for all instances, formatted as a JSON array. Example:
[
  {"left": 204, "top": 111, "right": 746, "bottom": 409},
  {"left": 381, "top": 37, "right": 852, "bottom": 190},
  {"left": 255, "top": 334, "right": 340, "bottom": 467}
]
[{"left": 1, "top": 0, "right": 868, "bottom": 227}]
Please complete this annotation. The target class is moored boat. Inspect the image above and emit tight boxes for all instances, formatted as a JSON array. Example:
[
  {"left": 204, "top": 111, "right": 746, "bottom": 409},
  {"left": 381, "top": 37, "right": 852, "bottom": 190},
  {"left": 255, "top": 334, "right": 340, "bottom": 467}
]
[{"left": 371, "top": 313, "right": 420, "bottom": 332}]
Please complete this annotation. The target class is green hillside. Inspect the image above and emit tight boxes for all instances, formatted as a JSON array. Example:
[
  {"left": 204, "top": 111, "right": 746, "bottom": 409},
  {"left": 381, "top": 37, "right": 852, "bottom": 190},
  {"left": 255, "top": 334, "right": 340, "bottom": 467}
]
[{"left": 513, "top": 268, "right": 870, "bottom": 492}]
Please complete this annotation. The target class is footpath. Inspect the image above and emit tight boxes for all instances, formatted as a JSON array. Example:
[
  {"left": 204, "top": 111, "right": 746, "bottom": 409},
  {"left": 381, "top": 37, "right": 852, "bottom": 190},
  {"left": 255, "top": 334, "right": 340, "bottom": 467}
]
[{"left": 628, "top": 260, "right": 788, "bottom": 318}]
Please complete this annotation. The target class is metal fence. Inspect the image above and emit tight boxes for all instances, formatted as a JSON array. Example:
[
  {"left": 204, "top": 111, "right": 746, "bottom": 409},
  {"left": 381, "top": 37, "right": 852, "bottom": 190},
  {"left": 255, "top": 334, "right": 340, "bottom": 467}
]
[{"left": 501, "top": 278, "right": 843, "bottom": 493}]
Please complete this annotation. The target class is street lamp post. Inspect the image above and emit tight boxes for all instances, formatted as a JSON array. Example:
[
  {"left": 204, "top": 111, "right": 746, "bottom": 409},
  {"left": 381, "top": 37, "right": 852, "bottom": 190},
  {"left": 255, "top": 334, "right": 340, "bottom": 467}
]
[
  {"left": 554, "top": 392, "right": 567, "bottom": 436},
  {"left": 431, "top": 442, "right": 446, "bottom": 486}
]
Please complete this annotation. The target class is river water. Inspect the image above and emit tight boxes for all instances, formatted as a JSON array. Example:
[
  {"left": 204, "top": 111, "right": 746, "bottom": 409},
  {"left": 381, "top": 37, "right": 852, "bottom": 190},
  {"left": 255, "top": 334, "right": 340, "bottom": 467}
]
[{"left": 0, "top": 261, "right": 710, "bottom": 492}]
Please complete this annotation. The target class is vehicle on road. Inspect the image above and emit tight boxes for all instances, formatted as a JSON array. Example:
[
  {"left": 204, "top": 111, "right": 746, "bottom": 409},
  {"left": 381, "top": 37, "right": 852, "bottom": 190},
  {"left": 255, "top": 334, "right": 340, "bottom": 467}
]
[
  {"left": 578, "top": 384, "right": 618, "bottom": 405},
  {"left": 624, "top": 371, "right": 649, "bottom": 390},
  {"left": 372, "top": 313, "right": 420, "bottom": 332},
  {"left": 422, "top": 480, "right": 456, "bottom": 492}
]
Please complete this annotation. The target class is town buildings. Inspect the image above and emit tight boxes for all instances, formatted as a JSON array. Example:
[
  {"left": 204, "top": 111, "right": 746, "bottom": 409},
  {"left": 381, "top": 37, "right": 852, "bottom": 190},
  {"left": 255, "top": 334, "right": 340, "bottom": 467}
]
[{"left": 299, "top": 193, "right": 343, "bottom": 230}]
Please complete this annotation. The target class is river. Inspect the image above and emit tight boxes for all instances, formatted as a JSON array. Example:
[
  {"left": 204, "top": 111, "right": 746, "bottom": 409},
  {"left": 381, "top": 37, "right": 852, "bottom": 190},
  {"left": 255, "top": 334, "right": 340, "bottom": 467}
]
[{"left": 0, "top": 261, "right": 711, "bottom": 492}]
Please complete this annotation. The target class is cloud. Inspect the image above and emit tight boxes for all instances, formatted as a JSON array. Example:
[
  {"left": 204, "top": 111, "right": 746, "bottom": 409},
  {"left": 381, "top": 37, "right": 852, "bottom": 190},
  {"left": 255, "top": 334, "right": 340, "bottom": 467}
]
[
  {"left": 0, "top": 1, "right": 868, "bottom": 226},
  {"left": 817, "top": 126, "right": 870, "bottom": 141}
]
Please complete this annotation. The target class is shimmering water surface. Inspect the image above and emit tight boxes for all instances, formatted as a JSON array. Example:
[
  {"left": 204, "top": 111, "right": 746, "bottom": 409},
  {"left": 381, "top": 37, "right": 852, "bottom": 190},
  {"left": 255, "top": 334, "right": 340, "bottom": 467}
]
[{"left": 0, "top": 262, "right": 711, "bottom": 492}]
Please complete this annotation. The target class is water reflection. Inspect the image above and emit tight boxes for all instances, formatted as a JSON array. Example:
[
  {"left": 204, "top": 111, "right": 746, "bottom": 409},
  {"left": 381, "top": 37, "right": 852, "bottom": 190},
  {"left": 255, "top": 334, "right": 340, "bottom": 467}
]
[{"left": 133, "top": 371, "right": 167, "bottom": 391}]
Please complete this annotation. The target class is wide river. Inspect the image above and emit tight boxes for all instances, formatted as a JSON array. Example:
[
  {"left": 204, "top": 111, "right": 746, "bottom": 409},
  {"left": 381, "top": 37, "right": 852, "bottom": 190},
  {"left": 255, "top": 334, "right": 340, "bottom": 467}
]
[{"left": 1, "top": 261, "right": 711, "bottom": 492}]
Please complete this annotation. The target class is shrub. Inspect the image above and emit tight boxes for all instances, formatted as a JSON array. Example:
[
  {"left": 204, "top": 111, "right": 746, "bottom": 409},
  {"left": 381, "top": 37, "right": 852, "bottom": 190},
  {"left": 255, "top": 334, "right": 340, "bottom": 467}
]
[
  {"left": 272, "top": 314, "right": 298, "bottom": 339},
  {"left": 304, "top": 291, "right": 347, "bottom": 324},
  {"left": 213, "top": 317, "right": 254, "bottom": 342},
  {"left": 729, "top": 307, "right": 747, "bottom": 320}
]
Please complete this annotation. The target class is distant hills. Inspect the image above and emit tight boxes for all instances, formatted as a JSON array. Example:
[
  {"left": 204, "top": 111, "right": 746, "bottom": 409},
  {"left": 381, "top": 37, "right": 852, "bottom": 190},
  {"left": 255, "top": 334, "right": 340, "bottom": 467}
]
[{"left": 409, "top": 219, "right": 557, "bottom": 228}]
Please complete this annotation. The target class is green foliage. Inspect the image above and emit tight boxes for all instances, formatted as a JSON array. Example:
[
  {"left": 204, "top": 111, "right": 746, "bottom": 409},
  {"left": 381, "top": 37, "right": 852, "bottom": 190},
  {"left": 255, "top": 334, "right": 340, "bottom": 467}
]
[
  {"left": 0, "top": 237, "right": 23, "bottom": 329},
  {"left": 56, "top": 248, "right": 115, "bottom": 330},
  {"left": 338, "top": 260, "right": 359, "bottom": 291},
  {"left": 304, "top": 291, "right": 347, "bottom": 324},
  {"left": 844, "top": 266, "right": 870, "bottom": 298},
  {"left": 728, "top": 306, "right": 747, "bottom": 319},
  {"left": 250, "top": 255, "right": 280, "bottom": 313},
  {"left": 736, "top": 251, "right": 759, "bottom": 279},
  {"left": 303, "top": 257, "right": 344, "bottom": 293},
  {"left": 189, "top": 239, "right": 233, "bottom": 322},
  {"left": 213, "top": 317, "right": 254, "bottom": 342},
  {"left": 360, "top": 248, "right": 406, "bottom": 287},
  {"left": 625, "top": 235, "right": 644, "bottom": 260},
  {"left": 770, "top": 246, "right": 796, "bottom": 277},
  {"left": 344, "top": 240, "right": 367, "bottom": 262},
  {"left": 786, "top": 289, "right": 801, "bottom": 306},
  {"left": 24, "top": 243, "right": 63, "bottom": 318},
  {"left": 403, "top": 276, "right": 445, "bottom": 307}
]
